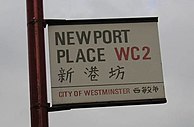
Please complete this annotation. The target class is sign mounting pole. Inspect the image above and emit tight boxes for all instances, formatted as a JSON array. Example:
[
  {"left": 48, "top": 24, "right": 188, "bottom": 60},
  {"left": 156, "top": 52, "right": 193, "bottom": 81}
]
[{"left": 26, "top": 0, "right": 49, "bottom": 127}]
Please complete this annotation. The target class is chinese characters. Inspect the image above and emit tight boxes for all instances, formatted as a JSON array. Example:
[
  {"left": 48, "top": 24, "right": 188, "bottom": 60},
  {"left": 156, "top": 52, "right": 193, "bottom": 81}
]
[
  {"left": 58, "top": 67, "right": 74, "bottom": 83},
  {"left": 57, "top": 65, "right": 125, "bottom": 83},
  {"left": 109, "top": 66, "right": 125, "bottom": 80},
  {"left": 84, "top": 66, "right": 99, "bottom": 81}
]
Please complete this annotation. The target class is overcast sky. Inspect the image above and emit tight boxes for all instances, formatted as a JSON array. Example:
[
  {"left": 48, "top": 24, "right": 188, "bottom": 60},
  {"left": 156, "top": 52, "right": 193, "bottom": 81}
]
[{"left": 0, "top": 0, "right": 194, "bottom": 127}]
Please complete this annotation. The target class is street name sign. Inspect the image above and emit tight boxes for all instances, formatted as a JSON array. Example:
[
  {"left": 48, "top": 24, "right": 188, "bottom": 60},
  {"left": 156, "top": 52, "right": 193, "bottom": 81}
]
[{"left": 46, "top": 17, "right": 166, "bottom": 111}]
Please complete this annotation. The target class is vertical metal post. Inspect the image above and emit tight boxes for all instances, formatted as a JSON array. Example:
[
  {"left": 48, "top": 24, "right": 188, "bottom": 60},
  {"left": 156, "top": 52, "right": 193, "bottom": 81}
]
[{"left": 26, "top": 0, "right": 49, "bottom": 127}]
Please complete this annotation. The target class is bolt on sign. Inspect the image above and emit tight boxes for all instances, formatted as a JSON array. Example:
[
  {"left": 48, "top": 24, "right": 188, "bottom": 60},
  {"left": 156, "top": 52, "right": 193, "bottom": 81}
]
[{"left": 46, "top": 17, "right": 166, "bottom": 110}]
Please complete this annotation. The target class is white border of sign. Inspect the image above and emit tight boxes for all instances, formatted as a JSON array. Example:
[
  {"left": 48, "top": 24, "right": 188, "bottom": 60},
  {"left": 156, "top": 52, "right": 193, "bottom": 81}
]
[{"left": 46, "top": 17, "right": 166, "bottom": 111}]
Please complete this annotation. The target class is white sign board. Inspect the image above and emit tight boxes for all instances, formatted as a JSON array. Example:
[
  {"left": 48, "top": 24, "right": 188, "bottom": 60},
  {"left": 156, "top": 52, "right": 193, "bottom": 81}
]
[{"left": 47, "top": 17, "right": 166, "bottom": 109}]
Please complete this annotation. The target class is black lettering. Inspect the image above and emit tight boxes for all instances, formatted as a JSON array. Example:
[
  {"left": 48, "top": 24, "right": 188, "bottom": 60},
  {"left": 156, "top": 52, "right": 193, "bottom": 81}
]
[
  {"left": 55, "top": 32, "right": 65, "bottom": 45},
  {"left": 66, "top": 49, "right": 74, "bottom": 63},
  {"left": 97, "top": 48, "right": 106, "bottom": 62},
  {"left": 57, "top": 50, "right": 65, "bottom": 63},
  {"left": 76, "top": 49, "right": 86, "bottom": 62},
  {"left": 87, "top": 48, "right": 95, "bottom": 62},
  {"left": 103, "top": 30, "right": 112, "bottom": 44},
  {"left": 113, "top": 30, "right": 122, "bottom": 43},
  {"left": 121, "top": 30, "right": 130, "bottom": 43},
  {"left": 94, "top": 31, "right": 102, "bottom": 44},
  {"left": 67, "top": 32, "right": 75, "bottom": 45},
  {"left": 76, "top": 31, "right": 91, "bottom": 44}
]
